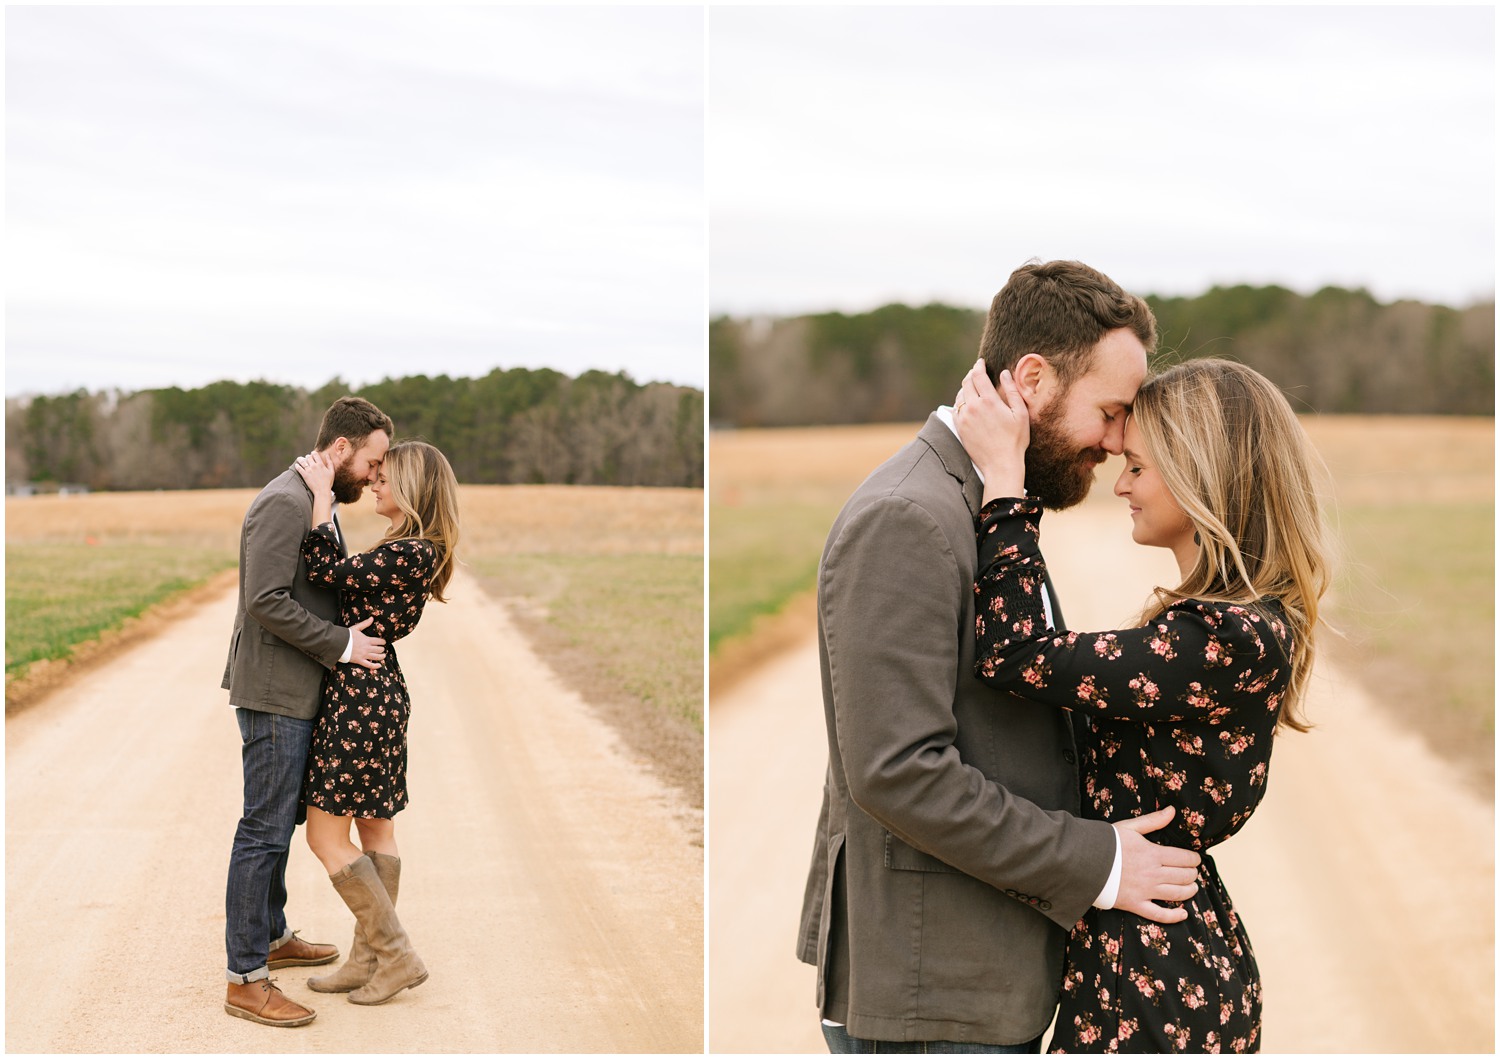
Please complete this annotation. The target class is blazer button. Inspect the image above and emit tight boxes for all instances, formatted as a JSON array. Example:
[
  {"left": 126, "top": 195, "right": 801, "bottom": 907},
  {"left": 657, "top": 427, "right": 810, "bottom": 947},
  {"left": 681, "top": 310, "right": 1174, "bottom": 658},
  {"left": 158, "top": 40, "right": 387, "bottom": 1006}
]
[
  {"left": 1005, "top": 889, "right": 1018, "bottom": 898},
  {"left": 1063, "top": 750, "right": 1076, "bottom": 765},
  {"left": 1040, "top": 900, "right": 1053, "bottom": 911}
]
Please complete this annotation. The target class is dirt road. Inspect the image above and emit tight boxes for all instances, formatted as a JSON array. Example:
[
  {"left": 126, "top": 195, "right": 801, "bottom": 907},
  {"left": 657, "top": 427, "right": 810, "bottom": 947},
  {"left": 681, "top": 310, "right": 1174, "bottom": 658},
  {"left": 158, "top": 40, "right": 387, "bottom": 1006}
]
[
  {"left": 709, "top": 502, "right": 1494, "bottom": 1053},
  {"left": 6, "top": 569, "right": 702, "bottom": 1053}
]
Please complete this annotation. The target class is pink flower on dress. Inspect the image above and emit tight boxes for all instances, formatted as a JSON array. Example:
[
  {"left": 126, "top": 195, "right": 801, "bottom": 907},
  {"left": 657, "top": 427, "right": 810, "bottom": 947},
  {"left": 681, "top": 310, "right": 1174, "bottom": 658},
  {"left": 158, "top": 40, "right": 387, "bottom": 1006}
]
[
  {"left": 1219, "top": 729, "right": 1253, "bottom": 755},
  {"left": 1140, "top": 923, "right": 1171, "bottom": 955},
  {"left": 1128, "top": 674, "right": 1160, "bottom": 707},
  {"left": 1074, "top": 1015, "right": 1101, "bottom": 1046},
  {"left": 1075, "top": 674, "right": 1107, "bottom": 708},
  {"left": 1180, "top": 978, "right": 1208, "bottom": 1009},
  {"left": 1184, "top": 681, "right": 1215, "bottom": 711}
]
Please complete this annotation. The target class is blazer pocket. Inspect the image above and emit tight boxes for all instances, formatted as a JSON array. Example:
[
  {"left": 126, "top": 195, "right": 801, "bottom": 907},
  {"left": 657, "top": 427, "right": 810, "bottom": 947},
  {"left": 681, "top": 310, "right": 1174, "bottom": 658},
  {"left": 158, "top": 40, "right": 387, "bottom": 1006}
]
[{"left": 883, "top": 831, "right": 962, "bottom": 874}]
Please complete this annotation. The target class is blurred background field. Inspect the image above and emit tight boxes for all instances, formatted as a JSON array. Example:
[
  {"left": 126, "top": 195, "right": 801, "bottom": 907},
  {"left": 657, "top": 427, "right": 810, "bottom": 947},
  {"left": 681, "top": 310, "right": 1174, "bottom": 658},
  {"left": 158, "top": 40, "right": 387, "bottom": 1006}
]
[
  {"left": 5, "top": 484, "right": 704, "bottom": 804},
  {"left": 708, "top": 415, "right": 1495, "bottom": 795}
]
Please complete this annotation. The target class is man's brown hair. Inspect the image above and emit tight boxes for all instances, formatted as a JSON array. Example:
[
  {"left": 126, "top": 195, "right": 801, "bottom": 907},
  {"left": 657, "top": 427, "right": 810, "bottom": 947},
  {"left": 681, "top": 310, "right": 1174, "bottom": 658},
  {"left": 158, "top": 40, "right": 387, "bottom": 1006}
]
[
  {"left": 315, "top": 396, "right": 394, "bottom": 451},
  {"left": 977, "top": 260, "right": 1158, "bottom": 390}
]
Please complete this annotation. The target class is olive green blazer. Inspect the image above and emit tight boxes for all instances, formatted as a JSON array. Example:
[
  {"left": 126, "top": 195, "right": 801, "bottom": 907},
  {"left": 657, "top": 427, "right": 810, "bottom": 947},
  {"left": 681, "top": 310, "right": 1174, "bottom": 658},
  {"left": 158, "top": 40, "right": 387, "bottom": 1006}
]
[{"left": 796, "top": 414, "right": 1116, "bottom": 1045}]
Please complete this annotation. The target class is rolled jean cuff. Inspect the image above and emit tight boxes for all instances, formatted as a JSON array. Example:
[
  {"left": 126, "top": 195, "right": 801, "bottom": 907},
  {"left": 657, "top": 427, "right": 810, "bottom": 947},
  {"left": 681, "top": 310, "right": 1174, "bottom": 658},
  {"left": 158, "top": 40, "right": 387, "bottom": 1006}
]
[
  {"left": 227, "top": 966, "right": 269, "bottom": 985},
  {"left": 271, "top": 928, "right": 294, "bottom": 950}
]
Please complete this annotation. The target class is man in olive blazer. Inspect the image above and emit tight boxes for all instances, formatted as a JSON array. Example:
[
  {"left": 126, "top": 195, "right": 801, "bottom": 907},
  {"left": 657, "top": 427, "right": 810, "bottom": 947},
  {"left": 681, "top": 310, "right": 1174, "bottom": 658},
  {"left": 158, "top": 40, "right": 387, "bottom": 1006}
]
[
  {"left": 798, "top": 261, "right": 1199, "bottom": 1051},
  {"left": 221, "top": 396, "right": 392, "bottom": 1028}
]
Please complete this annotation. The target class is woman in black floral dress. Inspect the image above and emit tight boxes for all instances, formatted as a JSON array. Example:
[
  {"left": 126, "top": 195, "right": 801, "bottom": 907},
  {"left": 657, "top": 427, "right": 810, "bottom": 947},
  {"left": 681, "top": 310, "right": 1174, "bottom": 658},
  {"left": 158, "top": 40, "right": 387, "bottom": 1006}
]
[
  {"left": 291, "top": 439, "right": 460, "bottom": 1006},
  {"left": 954, "top": 358, "right": 1331, "bottom": 1053}
]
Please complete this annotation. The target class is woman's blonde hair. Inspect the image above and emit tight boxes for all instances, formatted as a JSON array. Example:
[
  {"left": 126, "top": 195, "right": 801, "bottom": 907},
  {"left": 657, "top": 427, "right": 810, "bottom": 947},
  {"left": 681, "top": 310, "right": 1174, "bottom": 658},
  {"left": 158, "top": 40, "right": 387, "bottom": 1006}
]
[
  {"left": 371, "top": 440, "right": 460, "bottom": 602},
  {"left": 1130, "top": 358, "right": 1333, "bottom": 731}
]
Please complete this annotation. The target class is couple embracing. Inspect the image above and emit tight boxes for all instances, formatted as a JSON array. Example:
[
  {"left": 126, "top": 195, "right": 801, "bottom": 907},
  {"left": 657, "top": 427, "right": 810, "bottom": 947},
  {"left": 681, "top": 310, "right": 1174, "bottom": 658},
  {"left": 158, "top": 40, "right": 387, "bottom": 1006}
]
[
  {"left": 799, "top": 261, "right": 1331, "bottom": 1053},
  {"left": 221, "top": 396, "right": 461, "bottom": 1027}
]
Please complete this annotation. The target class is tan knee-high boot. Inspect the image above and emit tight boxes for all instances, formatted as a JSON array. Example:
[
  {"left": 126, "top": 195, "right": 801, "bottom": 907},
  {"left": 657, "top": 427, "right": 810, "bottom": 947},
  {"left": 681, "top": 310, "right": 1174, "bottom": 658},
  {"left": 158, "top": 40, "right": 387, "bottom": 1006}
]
[
  {"left": 328, "top": 855, "right": 428, "bottom": 1005},
  {"left": 307, "top": 852, "right": 401, "bottom": 993}
]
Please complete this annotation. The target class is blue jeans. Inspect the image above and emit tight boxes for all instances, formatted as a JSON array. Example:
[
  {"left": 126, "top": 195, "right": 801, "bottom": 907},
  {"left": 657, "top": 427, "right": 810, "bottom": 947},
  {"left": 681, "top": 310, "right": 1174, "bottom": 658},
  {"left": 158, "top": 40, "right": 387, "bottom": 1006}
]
[
  {"left": 225, "top": 707, "right": 314, "bottom": 982},
  {"left": 822, "top": 1024, "right": 1043, "bottom": 1054}
]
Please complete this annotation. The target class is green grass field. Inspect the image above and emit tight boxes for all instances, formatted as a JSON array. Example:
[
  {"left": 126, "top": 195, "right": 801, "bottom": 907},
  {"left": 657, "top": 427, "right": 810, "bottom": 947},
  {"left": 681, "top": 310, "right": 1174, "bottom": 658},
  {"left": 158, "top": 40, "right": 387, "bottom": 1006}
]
[
  {"left": 468, "top": 553, "right": 704, "bottom": 731},
  {"left": 708, "top": 498, "right": 841, "bottom": 652},
  {"left": 6, "top": 543, "right": 235, "bottom": 678}
]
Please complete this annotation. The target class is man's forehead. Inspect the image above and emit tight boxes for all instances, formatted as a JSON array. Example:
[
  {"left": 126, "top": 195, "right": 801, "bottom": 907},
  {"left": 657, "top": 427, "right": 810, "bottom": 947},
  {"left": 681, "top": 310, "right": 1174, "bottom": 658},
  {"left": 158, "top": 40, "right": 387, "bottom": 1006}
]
[
  {"left": 1078, "top": 369, "right": 1142, "bottom": 408},
  {"left": 1086, "top": 347, "right": 1147, "bottom": 404}
]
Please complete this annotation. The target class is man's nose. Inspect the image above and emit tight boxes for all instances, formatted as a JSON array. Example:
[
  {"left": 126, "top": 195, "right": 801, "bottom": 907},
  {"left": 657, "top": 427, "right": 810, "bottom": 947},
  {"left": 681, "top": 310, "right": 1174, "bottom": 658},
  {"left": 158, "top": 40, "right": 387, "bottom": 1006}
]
[{"left": 1101, "top": 419, "right": 1126, "bottom": 455}]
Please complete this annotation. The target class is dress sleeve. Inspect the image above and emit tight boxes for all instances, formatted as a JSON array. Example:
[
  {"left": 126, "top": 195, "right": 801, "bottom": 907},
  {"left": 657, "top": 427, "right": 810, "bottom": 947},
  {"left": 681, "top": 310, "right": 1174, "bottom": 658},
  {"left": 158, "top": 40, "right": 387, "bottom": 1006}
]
[
  {"left": 972, "top": 498, "right": 1288, "bottom": 725},
  {"left": 301, "top": 535, "right": 435, "bottom": 598},
  {"left": 301, "top": 523, "right": 343, "bottom": 585}
]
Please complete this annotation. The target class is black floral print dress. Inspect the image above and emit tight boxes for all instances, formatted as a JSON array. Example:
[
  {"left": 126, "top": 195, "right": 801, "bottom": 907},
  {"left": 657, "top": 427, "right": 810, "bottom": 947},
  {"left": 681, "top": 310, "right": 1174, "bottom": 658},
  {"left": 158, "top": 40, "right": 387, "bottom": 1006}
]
[
  {"left": 301, "top": 524, "right": 436, "bottom": 819},
  {"left": 973, "top": 498, "right": 1295, "bottom": 1054}
]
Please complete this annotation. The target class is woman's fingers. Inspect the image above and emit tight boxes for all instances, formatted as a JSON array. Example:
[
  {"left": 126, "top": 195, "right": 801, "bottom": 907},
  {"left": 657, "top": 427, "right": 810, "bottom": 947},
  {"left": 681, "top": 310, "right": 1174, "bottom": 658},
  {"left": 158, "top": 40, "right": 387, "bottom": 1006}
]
[{"left": 996, "top": 368, "right": 1021, "bottom": 409}]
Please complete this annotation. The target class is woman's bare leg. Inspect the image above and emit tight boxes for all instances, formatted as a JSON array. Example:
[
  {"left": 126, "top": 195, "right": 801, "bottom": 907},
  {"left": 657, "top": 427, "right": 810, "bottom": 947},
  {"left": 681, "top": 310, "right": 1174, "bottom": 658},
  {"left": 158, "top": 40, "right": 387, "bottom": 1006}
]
[
  {"left": 354, "top": 816, "right": 398, "bottom": 858},
  {"left": 305, "top": 805, "right": 363, "bottom": 874}
]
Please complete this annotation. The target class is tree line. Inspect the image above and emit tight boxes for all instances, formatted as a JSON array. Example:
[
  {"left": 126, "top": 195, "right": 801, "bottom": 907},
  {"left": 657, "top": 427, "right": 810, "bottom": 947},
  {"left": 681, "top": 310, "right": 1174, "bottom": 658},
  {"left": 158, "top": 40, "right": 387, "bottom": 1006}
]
[
  {"left": 709, "top": 285, "right": 1494, "bottom": 427},
  {"left": 7, "top": 367, "right": 704, "bottom": 490}
]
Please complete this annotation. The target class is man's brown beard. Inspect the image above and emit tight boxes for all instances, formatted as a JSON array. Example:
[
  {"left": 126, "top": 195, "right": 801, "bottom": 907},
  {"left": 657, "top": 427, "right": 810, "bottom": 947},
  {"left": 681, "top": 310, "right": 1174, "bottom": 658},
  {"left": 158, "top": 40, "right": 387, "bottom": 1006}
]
[
  {"left": 331, "top": 457, "right": 367, "bottom": 504},
  {"left": 1025, "top": 399, "right": 1107, "bottom": 510}
]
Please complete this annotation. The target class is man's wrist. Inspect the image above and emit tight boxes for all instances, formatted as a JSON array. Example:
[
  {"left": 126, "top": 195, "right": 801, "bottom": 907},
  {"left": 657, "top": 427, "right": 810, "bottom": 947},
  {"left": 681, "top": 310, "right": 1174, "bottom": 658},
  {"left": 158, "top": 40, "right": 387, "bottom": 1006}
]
[
  {"left": 1092, "top": 826, "right": 1123, "bottom": 909},
  {"left": 339, "top": 630, "right": 353, "bottom": 665}
]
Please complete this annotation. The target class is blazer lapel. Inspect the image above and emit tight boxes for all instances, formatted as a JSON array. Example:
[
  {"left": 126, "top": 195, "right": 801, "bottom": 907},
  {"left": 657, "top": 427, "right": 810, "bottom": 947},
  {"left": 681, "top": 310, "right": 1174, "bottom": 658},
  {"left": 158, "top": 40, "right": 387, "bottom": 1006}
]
[
  {"left": 917, "top": 413, "right": 985, "bottom": 518},
  {"left": 332, "top": 509, "right": 349, "bottom": 559}
]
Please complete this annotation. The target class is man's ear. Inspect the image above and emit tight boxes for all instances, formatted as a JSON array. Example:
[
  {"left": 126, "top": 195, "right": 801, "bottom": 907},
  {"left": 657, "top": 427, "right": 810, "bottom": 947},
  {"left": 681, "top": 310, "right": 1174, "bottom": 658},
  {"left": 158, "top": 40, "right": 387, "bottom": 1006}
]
[{"left": 1013, "top": 354, "right": 1054, "bottom": 404}]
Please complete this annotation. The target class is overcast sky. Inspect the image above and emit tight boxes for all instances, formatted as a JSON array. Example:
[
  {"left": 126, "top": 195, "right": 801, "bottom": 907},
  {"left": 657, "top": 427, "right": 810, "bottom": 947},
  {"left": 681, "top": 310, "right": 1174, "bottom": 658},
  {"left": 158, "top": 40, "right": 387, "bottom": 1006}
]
[
  {"left": 6, "top": 6, "right": 704, "bottom": 398},
  {"left": 708, "top": 5, "right": 1495, "bottom": 316}
]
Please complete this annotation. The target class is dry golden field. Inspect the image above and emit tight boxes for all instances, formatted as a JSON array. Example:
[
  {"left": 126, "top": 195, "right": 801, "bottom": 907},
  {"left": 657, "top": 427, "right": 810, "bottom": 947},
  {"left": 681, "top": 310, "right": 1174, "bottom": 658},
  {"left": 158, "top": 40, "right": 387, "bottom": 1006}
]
[{"left": 6, "top": 484, "right": 703, "bottom": 556}]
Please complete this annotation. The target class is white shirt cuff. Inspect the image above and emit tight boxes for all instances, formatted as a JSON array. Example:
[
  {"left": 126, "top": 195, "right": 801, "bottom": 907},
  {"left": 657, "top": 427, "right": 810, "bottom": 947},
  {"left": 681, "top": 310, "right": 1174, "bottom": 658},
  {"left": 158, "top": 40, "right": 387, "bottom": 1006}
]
[
  {"left": 1092, "top": 827, "right": 1123, "bottom": 909},
  {"left": 339, "top": 630, "right": 353, "bottom": 665}
]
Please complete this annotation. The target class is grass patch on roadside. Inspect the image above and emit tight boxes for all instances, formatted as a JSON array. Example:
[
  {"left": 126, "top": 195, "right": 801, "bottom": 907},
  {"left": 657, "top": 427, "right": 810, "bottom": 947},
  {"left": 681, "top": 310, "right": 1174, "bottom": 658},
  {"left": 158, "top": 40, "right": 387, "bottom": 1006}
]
[
  {"left": 469, "top": 553, "right": 703, "bottom": 730},
  {"left": 468, "top": 550, "right": 704, "bottom": 807},
  {"left": 1326, "top": 501, "right": 1494, "bottom": 786},
  {"left": 708, "top": 498, "right": 843, "bottom": 652},
  {"left": 6, "top": 543, "right": 236, "bottom": 679}
]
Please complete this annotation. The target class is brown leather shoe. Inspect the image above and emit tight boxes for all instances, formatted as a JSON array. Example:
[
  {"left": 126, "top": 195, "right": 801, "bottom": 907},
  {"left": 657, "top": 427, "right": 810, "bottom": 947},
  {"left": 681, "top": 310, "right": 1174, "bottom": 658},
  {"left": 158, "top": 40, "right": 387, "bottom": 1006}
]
[
  {"left": 267, "top": 930, "right": 339, "bottom": 969},
  {"left": 224, "top": 979, "right": 316, "bottom": 1027}
]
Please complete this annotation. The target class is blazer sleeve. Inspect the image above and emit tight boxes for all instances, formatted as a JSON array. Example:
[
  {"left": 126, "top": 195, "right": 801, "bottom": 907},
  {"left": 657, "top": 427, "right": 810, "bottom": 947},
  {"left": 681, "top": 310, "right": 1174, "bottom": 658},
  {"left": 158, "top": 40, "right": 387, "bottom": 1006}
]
[
  {"left": 243, "top": 490, "right": 346, "bottom": 666},
  {"left": 822, "top": 493, "right": 1114, "bottom": 927}
]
